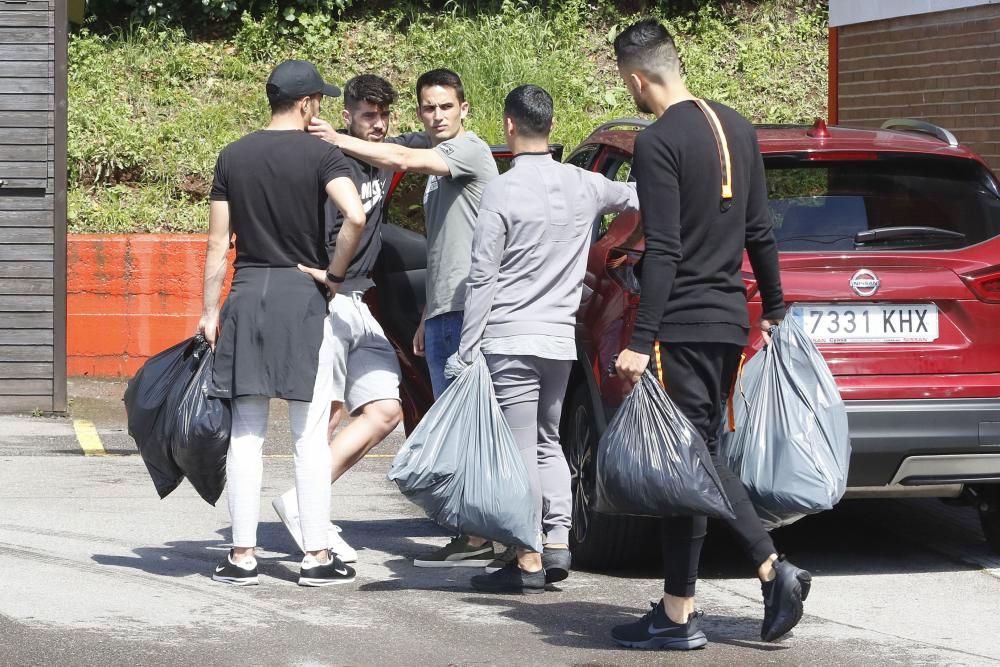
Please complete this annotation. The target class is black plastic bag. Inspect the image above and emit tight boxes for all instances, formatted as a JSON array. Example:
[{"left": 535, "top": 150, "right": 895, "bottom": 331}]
[
  {"left": 168, "top": 347, "right": 230, "bottom": 506},
  {"left": 594, "top": 370, "right": 736, "bottom": 520},
  {"left": 719, "top": 318, "right": 851, "bottom": 528},
  {"left": 123, "top": 337, "right": 202, "bottom": 499},
  {"left": 388, "top": 356, "right": 541, "bottom": 552}
]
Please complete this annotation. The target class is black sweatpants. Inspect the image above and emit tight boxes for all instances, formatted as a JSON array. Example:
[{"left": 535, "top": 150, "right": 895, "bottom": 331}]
[{"left": 650, "top": 341, "right": 776, "bottom": 598}]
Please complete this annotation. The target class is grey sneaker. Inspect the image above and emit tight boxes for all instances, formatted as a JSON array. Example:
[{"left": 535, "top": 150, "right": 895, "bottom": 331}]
[
  {"left": 484, "top": 545, "right": 517, "bottom": 573},
  {"left": 542, "top": 547, "right": 571, "bottom": 584},
  {"left": 413, "top": 537, "right": 494, "bottom": 568}
]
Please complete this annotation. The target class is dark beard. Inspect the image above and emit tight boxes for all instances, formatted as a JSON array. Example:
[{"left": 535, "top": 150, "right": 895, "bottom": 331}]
[{"left": 632, "top": 91, "right": 652, "bottom": 115}]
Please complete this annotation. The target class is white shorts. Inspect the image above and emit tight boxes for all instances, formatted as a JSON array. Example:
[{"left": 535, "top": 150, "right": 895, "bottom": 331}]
[{"left": 327, "top": 289, "right": 402, "bottom": 415}]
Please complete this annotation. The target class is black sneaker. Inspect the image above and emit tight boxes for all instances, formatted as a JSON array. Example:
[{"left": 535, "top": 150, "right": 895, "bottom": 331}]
[
  {"left": 542, "top": 547, "right": 571, "bottom": 584},
  {"left": 760, "top": 556, "right": 812, "bottom": 642},
  {"left": 611, "top": 601, "right": 708, "bottom": 650},
  {"left": 413, "top": 536, "right": 494, "bottom": 568},
  {"left": 470, "top": 562, "right": 545, "bottom": 595},
  {"left": 484, "top": 545, "right": 516, "bottom": 573},
  {"left": 298, "top": 553, "right": 356, "bottom": 587},
  {"left": 212, "top": 549, "right": 259, "bottom": 586}
]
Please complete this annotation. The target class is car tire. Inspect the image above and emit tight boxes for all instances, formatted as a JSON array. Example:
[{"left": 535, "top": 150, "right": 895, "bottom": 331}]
[
  {"left": 561, "top": 382, "right": 659, "bottom": 570},
  {"left": 976, "top": 486, "right": 1000, "bottom": 554}
]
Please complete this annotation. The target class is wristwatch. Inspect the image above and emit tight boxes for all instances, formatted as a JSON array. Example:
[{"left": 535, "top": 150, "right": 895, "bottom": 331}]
[{"left": 326, "top": 271, "right": 345, "bottom": 284}]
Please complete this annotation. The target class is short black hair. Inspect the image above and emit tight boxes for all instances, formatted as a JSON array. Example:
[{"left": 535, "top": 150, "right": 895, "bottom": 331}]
[
  {"left": 416, "top": 68, "right": 465, "bottom": 104},
  {"left": 503, "top": 85, "right": 553, "bottom": 139},
  {"left": 344, "top": 74, "right": 398, "bottom": 110},
  {"left": 614, "top": 19, "right": 682, "bottom": 79},
  {"left": 269, "top": 97, "right": 299, "bottom": 115}
]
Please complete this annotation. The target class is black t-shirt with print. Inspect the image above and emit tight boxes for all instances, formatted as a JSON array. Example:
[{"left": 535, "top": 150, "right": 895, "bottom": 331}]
[
  {"left": 325, "top": 131, "right": 432, "bottom": 280},
  {"left": 210, "top": 129, "right": 354, "bottom": 270}
]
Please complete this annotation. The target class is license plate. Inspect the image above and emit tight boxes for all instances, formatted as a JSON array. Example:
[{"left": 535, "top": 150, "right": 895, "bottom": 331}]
[{"left": 789, "top": 304, "right": 939, "bottom": 343}]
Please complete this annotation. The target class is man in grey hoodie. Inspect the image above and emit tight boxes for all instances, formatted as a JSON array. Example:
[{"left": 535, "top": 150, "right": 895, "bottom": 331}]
[{"left": 448, "top": 85, "right": 639, "bottom": 594}]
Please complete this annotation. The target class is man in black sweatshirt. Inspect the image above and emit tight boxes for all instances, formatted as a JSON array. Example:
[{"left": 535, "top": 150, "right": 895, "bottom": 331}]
[{"left": 611, "top": 19, "right": 812, "bottom": 650}]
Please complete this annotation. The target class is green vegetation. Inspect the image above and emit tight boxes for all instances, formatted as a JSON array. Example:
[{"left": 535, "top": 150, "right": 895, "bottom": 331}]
[{"left": 68, "top": 0, "right": 829, "bottom": 233}]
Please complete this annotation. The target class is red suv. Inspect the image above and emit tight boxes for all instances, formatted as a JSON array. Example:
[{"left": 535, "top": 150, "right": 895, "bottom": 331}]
[{"left": 370, "top": 119, "right": 1000, "bottom": 568}]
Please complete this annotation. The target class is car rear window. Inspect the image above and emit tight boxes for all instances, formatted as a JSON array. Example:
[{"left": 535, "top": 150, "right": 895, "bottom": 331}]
[{"left": 764, "top": 155, "right": 1000, "bottom": 251}]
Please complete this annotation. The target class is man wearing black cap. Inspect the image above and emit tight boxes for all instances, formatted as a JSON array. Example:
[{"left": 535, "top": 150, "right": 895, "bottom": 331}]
[{"left": 199, "top": 59, "right": 367, "bottom": 587}]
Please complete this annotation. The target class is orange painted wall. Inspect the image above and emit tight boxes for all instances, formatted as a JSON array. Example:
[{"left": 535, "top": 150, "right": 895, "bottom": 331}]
[{"left": 67, "top": 235, "right": 234, "bottom": 377}]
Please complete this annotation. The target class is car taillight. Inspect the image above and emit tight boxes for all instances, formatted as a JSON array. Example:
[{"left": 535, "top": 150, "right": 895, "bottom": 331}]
[
  {"left": 743, "top": 275, "right": 759, "bottom": 300},
  {"left": 962, "top": 266, "right": 1000, "bottom": 303}
]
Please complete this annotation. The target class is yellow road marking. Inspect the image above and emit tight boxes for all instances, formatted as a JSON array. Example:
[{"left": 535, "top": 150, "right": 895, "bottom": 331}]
[{"left": 73, "top": 419, "right": 106, "bottom": 457}]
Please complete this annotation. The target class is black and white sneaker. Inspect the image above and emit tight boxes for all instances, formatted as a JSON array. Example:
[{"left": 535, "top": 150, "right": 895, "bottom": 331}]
[
  {"left": 542, "top": 547, "right": 571, "bottom": 584},
  {"left": 298, "top": 553, "right": 356, "bottom": 587},
  {"left": 212, "top": 549, "right": 259, "bottom": 586},
  {"left": 484, "top": 545, "right": 516, "bottom": 574},
  {"left": 611, "top": 601, "right": 708, "bottom": 650},
  {"left": 760, "top": 556, "right": 812, "bottom": 642},
  {"left": 413, "top": 536, "right": 494, "bottom": 568}
]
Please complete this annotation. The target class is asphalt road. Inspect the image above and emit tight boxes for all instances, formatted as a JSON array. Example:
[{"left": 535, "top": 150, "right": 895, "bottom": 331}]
[{"left": 1, "top": 380, "right": 999, "bottom": 666}]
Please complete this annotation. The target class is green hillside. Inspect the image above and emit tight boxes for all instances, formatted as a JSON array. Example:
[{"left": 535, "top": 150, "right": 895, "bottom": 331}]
[{"left": 68, "top": 0, "right": 828, "bottom": 233}]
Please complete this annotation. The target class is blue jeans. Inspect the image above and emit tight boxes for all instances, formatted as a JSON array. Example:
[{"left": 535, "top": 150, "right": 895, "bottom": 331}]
[{"left": 424, "top": 311, "right": 464, "bottom": 398}]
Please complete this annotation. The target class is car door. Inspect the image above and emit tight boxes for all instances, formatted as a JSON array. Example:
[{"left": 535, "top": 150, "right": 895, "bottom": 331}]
[{"left": 575, "top": 147, "right": 645, "bottom": 422}]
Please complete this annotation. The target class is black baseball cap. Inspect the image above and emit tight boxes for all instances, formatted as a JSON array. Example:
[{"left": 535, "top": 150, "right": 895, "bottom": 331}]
[{"left": 266, "top": 60, "right": 341, "bottom": 102}]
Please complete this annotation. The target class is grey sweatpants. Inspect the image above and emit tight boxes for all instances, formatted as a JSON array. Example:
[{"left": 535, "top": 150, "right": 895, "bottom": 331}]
[{"left": 485, "top": 354, "right": 573, "bottom": 548}]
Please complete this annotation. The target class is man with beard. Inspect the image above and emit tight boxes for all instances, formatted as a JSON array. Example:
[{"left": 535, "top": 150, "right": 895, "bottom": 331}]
[
  {"left": 311, "top": 69, "right": 502, "bottom": 570},
  {"left": 610, "top": 19, "right": 812, "bottom": 649},
  {"left": 274, "top": 74, "right": 431, "bottom": 565}
]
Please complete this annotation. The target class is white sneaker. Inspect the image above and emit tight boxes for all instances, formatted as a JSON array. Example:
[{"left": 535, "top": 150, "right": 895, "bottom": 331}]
[
  {"left": 272, "top": 488, "right": 357, "bottom": 563},
  {"left": 272, "top": 488, "right": 306, "bottom": 553},
  {"left": 329, "top": 524, "right": 357, "bottom": 563}
]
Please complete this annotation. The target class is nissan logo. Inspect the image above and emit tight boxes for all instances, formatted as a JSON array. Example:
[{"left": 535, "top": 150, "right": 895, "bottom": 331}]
[{"left": 850, "top": 269, "right": 880, "bottom": 297}]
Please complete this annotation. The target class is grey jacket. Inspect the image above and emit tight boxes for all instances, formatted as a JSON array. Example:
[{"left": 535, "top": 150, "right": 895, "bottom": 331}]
[{"left": 458, "top": 153, "right": 639, "bottom": 361}]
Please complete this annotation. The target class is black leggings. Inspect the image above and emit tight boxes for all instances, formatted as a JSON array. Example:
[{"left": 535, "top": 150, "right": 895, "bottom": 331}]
[{"left": 651, "top": 341, "right": 776, "bottom": 598}]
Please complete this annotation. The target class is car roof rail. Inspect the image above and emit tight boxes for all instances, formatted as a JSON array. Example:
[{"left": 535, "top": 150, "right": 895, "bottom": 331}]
[
  {"left": 591, "top": 118, "right": 653, "bottom": 134},
  {"left": 880, "top": 118, "right": 959, "bottom": 147}
]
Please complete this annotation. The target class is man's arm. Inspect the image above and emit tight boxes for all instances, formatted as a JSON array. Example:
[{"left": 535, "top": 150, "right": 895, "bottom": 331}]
[
  {"left": 587, "top": 170, "right": 640, "bottom": 216},
  {"left": 456, "top": 202, "right": 507, "bottom": 363},
  {"left": 324, "top": 176, "right": 366, "bottom": 291},
  {"left": 197, "top": 200, "right": 231, "bottom": 348},
  {"left": 744, "top": 134, "right": 785, "bottom": 337},
  {"left": 615, "top": 134, "right": 682, "bottom": 382},
  {"left": 309, "top": 119, "right": 450, "bottom": 176}
]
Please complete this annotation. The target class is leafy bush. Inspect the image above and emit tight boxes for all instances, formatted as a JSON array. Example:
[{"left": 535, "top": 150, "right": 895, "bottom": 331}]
[{"left": 68, "top": 0, "right": 828, "bottom": 233}]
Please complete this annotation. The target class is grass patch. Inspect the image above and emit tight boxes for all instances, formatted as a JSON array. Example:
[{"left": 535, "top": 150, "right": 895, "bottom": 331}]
[{"left": 69, "top": 0, "right": 828, "bottom": 233}]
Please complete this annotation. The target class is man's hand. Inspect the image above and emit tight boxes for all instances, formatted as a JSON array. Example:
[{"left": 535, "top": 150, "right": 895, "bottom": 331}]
[
  {"left": 760, "top": 318, "right": 782, "bottom": 345},
  {"left": 308, "top": 118, "right": 341, "bottom": 145},
  {"left": 197, "top": 311, "right": 220, "bottom": 350},
  {"left": 615, "top": 348, "right": 650, "bottom": 386},
  {"left": 297, "top": 263, "right": 340, "bottom": 299},
  {"left": 413, "top": 318, "right": 425, "bottom": 357}
]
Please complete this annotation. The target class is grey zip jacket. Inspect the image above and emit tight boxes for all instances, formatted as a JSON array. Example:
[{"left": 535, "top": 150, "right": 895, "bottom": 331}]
[{"left": 458, "top": 153, "right": 639, "bottom": 362}]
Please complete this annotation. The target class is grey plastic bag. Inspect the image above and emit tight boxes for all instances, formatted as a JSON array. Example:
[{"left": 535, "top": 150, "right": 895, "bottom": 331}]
[
  {"left": 720, "top": 317, "right": 851, "bottom": 529},
  {"left": 388, "top": 355, "right": 541, "bottom": 552},
  {"left": 594, "top": 370, "right": 736, "bottom": 520}
]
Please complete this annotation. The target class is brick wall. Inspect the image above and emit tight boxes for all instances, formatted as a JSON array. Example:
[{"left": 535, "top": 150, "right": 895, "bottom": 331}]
[{"left": 836, "top": 4, "right": 1000, "bottom": 172}]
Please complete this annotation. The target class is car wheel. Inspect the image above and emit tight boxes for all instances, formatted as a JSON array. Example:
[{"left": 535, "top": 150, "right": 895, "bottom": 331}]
[
  {"left": 975, "top": 486, "right": 1000, "bottom": 554},
  {"left": 562, "top": 382, "right": 658, "bottom": 570}
]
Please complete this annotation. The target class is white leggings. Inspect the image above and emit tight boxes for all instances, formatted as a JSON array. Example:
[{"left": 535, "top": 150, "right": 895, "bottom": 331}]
[{"left": 226, "top": 321, "right": 334, "bottom": 551}]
